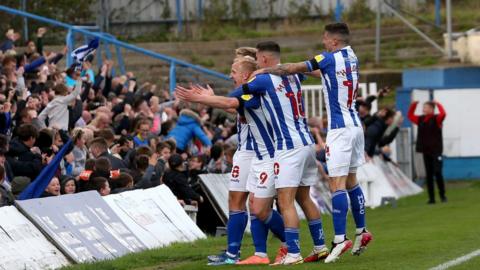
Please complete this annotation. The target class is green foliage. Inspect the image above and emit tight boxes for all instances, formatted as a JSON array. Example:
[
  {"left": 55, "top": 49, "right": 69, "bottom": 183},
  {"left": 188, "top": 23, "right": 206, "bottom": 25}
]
[
  {"left": 0, "top": 0, "right": 94, "bottom": 44},
  {"left": 231, "top": 0, "right": 251, "bottom": 25},
  {"left": 160, "top": 0, "right": 171, "bottom": 20},
  {"left": 287, "top": 0, "right": 313, "bottom": 23},
  {"left": 190, "top": 55, "right": 215, "bottom": 68},
  {"left": 344, "top": 0, "right": 376, "bottom": 24}
]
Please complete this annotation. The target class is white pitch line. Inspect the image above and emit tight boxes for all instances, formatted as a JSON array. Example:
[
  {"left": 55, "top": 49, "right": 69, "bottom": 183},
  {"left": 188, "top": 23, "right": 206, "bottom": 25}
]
[{"left": 429, "top": 249, "right": 480, "bottom": 270}]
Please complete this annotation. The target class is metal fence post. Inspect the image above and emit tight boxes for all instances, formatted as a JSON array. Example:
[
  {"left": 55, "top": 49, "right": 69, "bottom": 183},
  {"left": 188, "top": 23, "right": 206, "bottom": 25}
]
[
  {"left": 115, "top": 45, "right": 126, "bottom": 75},
  {"left": 335, "top": 0, "right": 343, "bottom": 22},
  {"left": 435, "top": 0, "right": 441, "bottom": 27},
  {"left": 169, "top": 62, "right": 177, "bottom": 94},
  {"left": 21, "top": 0, "right": 28, "bottom": 41},
  {"left": 176, "top": 0, "right": 182, "bottom": 35},
  {"left": 66, "top": 28, "right": 74, "bottom": 68},
  {"left": 375, "top": 0, "right": 381, "bottom": 64}
]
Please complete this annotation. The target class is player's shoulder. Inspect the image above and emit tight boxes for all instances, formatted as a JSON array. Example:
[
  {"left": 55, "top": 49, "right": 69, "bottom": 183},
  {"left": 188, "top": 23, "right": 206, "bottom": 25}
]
[
  {"left": 248, "top": 73, "right": 274, "bottom": 85},
  {"left": 311, "top": 51, "right": 335, "bottom": 69}
]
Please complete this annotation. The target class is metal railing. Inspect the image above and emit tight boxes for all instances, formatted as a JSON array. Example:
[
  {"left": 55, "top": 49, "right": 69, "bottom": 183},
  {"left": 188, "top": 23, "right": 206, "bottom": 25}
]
[
  {"left": 0, "top": 5, "right": 230, "bottom": 93},
  {"left": 301, "top": 82, "right": 378, "bottom": 119}
]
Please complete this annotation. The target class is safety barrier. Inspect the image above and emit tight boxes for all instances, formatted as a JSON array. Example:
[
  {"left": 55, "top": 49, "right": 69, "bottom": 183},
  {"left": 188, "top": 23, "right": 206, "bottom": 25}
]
[
  {"left": 0, "top": 185, "right": 205, "bottom": 269},
  {"left": 0, "top": 206, "right": 70, "bottom": 270},
  {"left": 199, "top": 157, "right": 422, "bottom": 216},
  {"left": 301, "top": 82, "right": 378, "bottom": 119},
  {"left": 357, "top": 156, "right": 423, "bottom": 208}
]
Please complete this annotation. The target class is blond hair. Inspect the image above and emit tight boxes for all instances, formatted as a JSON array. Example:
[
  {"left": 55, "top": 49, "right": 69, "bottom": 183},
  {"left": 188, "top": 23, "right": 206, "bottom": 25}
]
[
  {"left": 235, "top": 57, "right": 258, "bottom": 74},
  {"left": 235, "top": 47, "right": 257, "bottom": 59}
]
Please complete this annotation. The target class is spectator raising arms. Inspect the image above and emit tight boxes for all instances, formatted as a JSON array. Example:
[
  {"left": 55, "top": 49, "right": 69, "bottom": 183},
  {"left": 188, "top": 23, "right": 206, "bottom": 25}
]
[
  {"left": 408, "top": 100, "right": 447, "bottom": 204},
  {"left": 166, "top": 108, "right": 212, "bottom": 153}
]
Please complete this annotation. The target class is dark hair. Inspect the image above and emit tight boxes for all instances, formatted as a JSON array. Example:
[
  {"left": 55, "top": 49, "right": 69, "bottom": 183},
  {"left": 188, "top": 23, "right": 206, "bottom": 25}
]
[
  {"left": 87, "top": 177, "right": 108, "bottom": 192},
  {"left": 135, "top": 154, "right": 150, "bottom": 171},
  {"left": 0, "top": 165, "right": 4, "bottom": 181},
  {"left": 53, "top": 84, "right": 68, "bottom": 96},
  {"left": 160, "top": 120, "right": 174, "bottom": 136},
  {"left": 16, "top": 124, "right": 39, "bottom": 142},
  {"left": 210, "top": 143, "right": 224, "bottom": 161},
  {"left": 0, "top": 134, "right": 8, "bottom": 150},
  {"left": 190, "top": 155, "right": 205, "bottom": 167},
  {"left": 96, "top": 128, "right": 115, "bottom": 142},
  {"left": 89, "top": 137, "right": 108, "bottom": 152},
  {"left": 116, "top": 172, "right": 133, "bottom": 188},
  {"left": 256, "top": 41, "right": 281, "bottom": 54},
  {"left": 136, "top": 146, "right": 152, "bottom": 156},
  {"left": 60, "top": 176, "right": 76, "bottom": 194},
  {"left": 156, "top": 142, "right": 170, "bottom": 153},
  {"left": 381, "top": 108, "right": 396, "bottom": 121},
  {"left": 164, "top": 140, "right": 176, "bottom": 152},
  {"left": 424, "top": 101, "right": 436, "bottom": 109},
  {"left": 95, "top": 157, "right": 112, "bottom": 172},
  {"left": 85, "top": 158, "right": 96, "bottom": 170},
  {"left": 324, "top": 23, "right": 350, "bottom": 43}
]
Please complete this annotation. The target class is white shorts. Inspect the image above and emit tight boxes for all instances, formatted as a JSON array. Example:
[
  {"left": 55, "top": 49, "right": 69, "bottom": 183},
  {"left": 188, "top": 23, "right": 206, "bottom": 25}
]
[
  {"left": 274, "top": 144, "right": 319, "bottom": 189},
  {"left": 249, "top": 156, "right": 276, "bottom": 198},
  {"left": 325, "top": 126, "right": 365, "bottom": 177},
  {"left": 229, "top": 150, "right": 256, "bottom": 192}
]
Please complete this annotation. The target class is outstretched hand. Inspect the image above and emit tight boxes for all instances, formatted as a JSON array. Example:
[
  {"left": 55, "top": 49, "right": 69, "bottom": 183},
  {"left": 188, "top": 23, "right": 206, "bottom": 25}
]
[{"left": 175, "top": 84, "right": 212, "bottom": 102}]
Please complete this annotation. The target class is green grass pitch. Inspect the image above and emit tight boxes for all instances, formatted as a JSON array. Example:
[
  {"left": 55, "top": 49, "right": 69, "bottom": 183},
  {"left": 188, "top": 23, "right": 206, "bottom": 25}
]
[{"left": 63, "top": 181, "right": 480, "bottom": 270}]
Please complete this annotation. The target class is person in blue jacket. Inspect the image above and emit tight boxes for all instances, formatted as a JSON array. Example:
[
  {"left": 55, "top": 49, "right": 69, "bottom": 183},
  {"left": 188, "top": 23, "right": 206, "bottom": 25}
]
[{"left": 166, "top": 109, "right": 212, "bottom": 153}]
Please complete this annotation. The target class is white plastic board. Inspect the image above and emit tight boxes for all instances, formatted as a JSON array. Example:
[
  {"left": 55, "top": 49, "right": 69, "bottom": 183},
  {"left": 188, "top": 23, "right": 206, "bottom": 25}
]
[{"left": 0, "top": 206, "right": 70, "bottom": 270}]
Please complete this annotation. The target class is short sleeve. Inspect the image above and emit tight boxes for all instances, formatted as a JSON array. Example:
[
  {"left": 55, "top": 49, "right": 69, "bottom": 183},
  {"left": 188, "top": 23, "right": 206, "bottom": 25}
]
[
  {"left": 228, "top": 87, "right": 259, "bottom": 111},
  {"left": 241, "top": 74, "right": 271, "bottom": 95},
  {"left": 305, "top": 52, "right": 332, "bottom": 72}
]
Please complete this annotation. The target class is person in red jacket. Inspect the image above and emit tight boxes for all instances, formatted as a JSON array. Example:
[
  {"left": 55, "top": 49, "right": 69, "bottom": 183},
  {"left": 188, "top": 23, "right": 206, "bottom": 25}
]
[{"left": 408, "top": 100, "right": 447, "bottom": 204}]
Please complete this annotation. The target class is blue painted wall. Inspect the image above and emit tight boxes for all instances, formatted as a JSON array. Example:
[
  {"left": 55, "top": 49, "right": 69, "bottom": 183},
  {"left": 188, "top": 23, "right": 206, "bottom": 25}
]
[
  {"left": 443, "top": 157, "right": 480, "bottom": 180},
  {"left": 399, "top": 67, "right": 480, "bottom": 180}
]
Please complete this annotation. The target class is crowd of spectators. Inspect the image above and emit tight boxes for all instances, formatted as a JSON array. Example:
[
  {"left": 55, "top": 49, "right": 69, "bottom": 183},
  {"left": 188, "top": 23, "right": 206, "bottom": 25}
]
[{"left": 0, "top": 27, "right": 403, "bottom": 211}]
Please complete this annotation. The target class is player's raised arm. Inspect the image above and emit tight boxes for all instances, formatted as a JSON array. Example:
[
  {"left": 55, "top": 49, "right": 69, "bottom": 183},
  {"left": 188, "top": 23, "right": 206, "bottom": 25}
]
[
  {"left": 175, "top": 85, "right": 240, "bottom": 110},
  {"left": 252, "top": 62, "right": 309, "bottom": 77}
]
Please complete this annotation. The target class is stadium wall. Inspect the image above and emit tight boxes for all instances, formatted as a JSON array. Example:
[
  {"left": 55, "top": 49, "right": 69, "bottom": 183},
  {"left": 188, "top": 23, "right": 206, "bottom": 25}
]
[
  {"left": 0, "top": 186, "right": 205, "bottom": 268},
  {"left": 396, "top": 67, "right": 480, "bottom": 180}
]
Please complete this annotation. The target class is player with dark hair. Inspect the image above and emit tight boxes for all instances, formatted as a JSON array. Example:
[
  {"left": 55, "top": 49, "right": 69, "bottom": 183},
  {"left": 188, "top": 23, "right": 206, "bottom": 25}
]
[{"left": 253, "top": 22, "right": 373, "bottom": 263}]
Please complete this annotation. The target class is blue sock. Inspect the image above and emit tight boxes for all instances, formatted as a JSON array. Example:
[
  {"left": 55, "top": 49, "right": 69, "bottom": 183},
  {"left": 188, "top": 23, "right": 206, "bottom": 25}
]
[
  {"left": 332, "top": 190, "right": 348, "bottom": 242},
  {"left": 227, "top": 211, "right": 248, "bottom": 256},
  {"left": 285, "top": 227, "right": 300, "bottom": 254},
  {"left": 348, "top": 184, "right": 366, "bottom": 230},
  {"left": 264, "top": 210, "right": 286, "bottom": 242},
  {"left": 308, "top": 219, "right": 325, "bottom": 247},
  {"left": 250, "top": 215, "right": 268, "bottom": 254}
]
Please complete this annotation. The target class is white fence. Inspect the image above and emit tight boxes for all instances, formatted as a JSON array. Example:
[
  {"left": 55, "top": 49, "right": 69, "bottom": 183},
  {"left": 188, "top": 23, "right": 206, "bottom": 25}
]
[{"left": 302, "top": 82, "right": 378, "bottom": 119}]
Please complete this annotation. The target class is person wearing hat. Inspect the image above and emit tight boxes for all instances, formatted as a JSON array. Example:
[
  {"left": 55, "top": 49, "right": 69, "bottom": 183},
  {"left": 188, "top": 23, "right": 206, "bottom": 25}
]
[
  {"left": 163, "top": 153, "right": 203, "bottom": 206},
  {"left": 10, "top": 176, "right": 30, "bottom": 199}
]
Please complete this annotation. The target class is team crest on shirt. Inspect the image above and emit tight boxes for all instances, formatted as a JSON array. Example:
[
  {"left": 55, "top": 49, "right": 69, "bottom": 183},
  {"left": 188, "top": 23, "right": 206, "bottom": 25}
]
[
  {"left": 315, "top": 54, "right": 325, "bottom": 63},
  {"left": 231, "top": 165, "right": 240, "bottom": 179},
  {"left": 241, "top": 94, "right": 253, "bottom": 101},
  {"left": 259, "top": 172, "right": 268, "bottom": 185}
]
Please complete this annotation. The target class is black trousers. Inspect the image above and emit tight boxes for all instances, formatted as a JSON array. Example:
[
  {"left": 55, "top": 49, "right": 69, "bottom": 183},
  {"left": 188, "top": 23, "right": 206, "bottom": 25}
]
[{"left": 423, "top": 153, "right": 446, "bottom": 201}]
